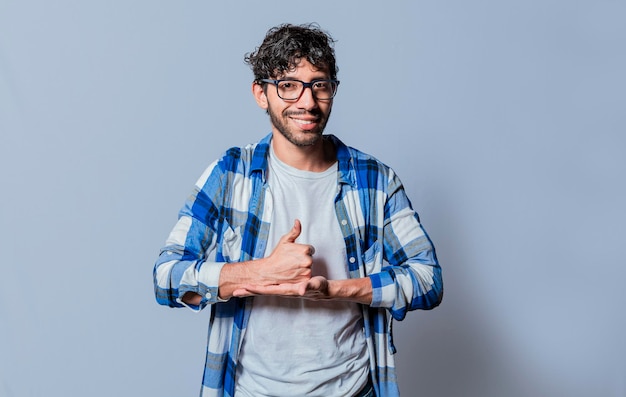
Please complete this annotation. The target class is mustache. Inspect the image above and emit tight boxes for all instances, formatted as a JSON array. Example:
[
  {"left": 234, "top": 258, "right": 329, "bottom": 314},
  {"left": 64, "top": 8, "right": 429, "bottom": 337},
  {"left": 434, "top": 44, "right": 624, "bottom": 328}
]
[{"left": 283, "top": 110, "right": 322, "bottom": 118}]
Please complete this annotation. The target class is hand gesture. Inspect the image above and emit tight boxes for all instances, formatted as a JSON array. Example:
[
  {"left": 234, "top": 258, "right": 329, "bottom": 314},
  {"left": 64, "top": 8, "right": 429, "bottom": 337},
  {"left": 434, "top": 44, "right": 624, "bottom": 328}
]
[{"left": 240, "top": 219, "right": 315, "bottom": 288}]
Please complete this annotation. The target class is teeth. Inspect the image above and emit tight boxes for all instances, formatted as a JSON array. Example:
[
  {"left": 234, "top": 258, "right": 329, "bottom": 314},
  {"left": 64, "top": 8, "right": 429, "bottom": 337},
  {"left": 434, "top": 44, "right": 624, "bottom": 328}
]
[{"left": 292, "top": 118, "right": 315, "bottom": 125}]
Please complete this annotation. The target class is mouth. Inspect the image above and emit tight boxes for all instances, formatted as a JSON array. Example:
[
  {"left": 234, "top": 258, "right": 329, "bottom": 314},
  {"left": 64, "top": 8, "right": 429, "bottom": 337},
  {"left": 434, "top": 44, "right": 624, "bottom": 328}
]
[
  {"left": 287, "top": 112, "right": 322, "bottom": 130},
  {"left": 291, "top": 118, "right": 318, "bottom": 126}
]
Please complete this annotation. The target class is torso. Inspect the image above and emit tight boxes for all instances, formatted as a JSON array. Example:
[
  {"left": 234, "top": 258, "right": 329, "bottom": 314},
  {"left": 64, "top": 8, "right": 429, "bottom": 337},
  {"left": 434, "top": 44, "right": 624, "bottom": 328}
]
[{"left": 234, "top": 146, "right": 369, "bottom": 397}]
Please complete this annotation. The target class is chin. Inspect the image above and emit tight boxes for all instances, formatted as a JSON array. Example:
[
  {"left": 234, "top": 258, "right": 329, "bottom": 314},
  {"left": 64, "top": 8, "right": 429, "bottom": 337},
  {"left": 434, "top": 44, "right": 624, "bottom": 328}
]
[{"left": 280, "top": 129, "right": 323, "bottom": 147}]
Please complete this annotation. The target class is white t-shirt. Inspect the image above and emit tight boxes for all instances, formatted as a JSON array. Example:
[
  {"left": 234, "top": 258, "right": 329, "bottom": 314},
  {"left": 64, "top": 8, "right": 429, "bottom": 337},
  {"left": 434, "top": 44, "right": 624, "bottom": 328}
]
[{"left": 234, "top": 147, "right": 369, "bottom": 397}]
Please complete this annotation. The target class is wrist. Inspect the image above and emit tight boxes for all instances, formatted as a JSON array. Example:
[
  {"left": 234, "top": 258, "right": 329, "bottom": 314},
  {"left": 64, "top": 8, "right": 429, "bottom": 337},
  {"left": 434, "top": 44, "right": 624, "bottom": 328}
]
[{"left": 218, "top": 258, "right": 269, "bottom": 299}]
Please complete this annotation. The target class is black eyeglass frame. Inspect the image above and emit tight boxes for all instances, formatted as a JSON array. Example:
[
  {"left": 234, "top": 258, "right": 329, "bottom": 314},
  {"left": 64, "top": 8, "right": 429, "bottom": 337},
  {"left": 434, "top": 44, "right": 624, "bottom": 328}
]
[{"left": 259, "top": 78, "right": 340, "bottom": 101}]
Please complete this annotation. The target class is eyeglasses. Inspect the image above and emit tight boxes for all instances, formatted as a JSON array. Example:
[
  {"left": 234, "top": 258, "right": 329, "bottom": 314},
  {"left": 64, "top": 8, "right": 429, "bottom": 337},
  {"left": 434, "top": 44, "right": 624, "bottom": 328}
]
[{"left": 260, "top": 79, "right": 340, "bottom": 101}]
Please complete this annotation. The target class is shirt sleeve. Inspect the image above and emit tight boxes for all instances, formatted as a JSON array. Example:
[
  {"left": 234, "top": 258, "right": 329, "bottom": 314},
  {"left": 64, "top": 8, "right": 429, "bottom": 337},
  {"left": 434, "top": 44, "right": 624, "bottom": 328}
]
[
  {"left": 368, "top": 172, "right": 443, "bottom": 320},
  {"left": 153, "top": 160, "right": 229, "bottom": 311}
]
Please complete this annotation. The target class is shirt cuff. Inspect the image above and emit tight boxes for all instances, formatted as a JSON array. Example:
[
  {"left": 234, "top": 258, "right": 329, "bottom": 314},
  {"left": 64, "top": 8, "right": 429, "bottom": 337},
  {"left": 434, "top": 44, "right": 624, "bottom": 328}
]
[
  {"left": 177, "top": 261, "right": 228, "bottom": 310},
  {"left": 368, "top": 272, "right": 395, "bottom": 308}
]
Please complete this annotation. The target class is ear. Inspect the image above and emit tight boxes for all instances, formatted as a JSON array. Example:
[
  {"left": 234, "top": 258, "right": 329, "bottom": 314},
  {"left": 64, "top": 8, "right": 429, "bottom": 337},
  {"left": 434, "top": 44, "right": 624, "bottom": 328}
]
[{"left": 252, "top": 82, "right": 268, "bottom": 110}]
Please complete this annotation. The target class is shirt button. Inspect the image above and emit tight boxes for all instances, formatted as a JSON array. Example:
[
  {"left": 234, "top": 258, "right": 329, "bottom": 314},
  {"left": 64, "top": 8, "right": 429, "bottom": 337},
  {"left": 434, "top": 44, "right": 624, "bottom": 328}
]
[
  {"left": 205, "top": 292, "right": 212, "bottom": 299},
  {"left": 341, "top": 219, "right": 348, "bottom": 226},
  {"left": 349, "top": 257, "right": 356, "bottom": 263}
]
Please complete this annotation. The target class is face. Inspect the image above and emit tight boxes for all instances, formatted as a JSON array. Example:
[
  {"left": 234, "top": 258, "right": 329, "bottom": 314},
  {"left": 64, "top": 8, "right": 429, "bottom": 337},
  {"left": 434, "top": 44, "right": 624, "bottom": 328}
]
[{"left": 253, "top": 59, "right": 333, "bottom": 147}]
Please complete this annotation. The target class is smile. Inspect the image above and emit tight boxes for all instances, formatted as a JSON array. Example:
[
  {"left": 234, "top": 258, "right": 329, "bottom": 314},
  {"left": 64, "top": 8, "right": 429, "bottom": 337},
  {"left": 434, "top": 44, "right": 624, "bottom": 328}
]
[{"left": 291, "top": 118, "right": 318, "bottom": 125}]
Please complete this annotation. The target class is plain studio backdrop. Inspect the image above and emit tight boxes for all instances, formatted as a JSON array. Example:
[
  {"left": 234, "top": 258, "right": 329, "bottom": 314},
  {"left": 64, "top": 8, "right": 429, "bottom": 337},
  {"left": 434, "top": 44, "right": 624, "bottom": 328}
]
[{"left": 1, "top": 1, "right": 624, "bottom": 396}]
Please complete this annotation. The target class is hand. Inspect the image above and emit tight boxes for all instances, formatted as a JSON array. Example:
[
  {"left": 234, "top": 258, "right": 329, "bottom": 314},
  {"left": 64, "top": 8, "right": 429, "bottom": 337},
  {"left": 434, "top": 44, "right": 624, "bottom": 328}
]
[
  {"left": 216, "top": 219, "right": 315, "bottom": 300},
  {"left": 253, "top": 219, "right": 315, "bottom": 285},
  {"left": 232, "top": 276, "right": 330, "bottom": 300}
]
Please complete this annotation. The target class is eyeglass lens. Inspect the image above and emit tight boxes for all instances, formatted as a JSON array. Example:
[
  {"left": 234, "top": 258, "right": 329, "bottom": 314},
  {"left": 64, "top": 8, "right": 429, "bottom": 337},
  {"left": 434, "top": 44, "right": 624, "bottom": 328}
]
[{"left": 276, "top": 80, "right": 337, "bottom": 100}]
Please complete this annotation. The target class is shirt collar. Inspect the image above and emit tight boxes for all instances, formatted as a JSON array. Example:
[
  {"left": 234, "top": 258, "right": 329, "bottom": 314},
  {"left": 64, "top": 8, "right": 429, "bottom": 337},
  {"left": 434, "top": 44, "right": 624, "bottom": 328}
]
[
  {"left": 250, "top": 133, "right": 272, "bottom": 181},
  {"left": 326, "top": 134, "right": 357, "bottom": 187},
  {"left": 250, "top": 133, "right": 356, "bottom": 187}
]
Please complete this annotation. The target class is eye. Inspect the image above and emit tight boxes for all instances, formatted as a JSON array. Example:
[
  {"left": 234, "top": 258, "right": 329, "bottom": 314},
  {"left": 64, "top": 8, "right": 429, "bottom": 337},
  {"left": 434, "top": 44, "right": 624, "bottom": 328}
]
[
  {"left": 312, "top": 81, "right": 329, "bottom": 89},
  {"left": 278, "top": 81, "right": 299, "bottom": 91}
]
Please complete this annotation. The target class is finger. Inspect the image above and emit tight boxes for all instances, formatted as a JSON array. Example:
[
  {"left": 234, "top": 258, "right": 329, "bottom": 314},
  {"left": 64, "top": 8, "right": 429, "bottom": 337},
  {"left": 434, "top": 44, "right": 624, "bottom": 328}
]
[
  {"left": 281, "top": 219, "right": 302, "bottom": 243},
  {"left": 241, "top": 283, "right": 303, "bottom": 296},
  {"left": 232, "top": 288, "right": 255, "bottom": 297}
]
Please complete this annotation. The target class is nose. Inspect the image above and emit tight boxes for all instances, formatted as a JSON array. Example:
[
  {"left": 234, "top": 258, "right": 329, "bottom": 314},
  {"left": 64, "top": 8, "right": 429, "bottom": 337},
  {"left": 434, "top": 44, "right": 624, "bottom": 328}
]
[{"left": 295, "top": 85, "right": 317, "bottom": 110}]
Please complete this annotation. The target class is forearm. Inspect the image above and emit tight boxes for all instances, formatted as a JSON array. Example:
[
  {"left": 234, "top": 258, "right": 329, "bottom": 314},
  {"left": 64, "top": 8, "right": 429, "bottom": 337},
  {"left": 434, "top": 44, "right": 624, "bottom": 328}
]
[
  {"left": 217, "top": 258, "right": 270, "bottom": 300},
  {"left": 182, "top": 259, "right": 266, "bottom": 304},
  {"left": 327, "top": 277, "right": 372, "bottom": 305}
]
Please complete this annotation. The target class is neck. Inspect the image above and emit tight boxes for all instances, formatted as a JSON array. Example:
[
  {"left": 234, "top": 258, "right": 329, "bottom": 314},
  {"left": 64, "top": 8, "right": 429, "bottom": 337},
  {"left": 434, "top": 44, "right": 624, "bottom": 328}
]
[{"left": 271, "top": 133, "right": 336, "bottom": 172}]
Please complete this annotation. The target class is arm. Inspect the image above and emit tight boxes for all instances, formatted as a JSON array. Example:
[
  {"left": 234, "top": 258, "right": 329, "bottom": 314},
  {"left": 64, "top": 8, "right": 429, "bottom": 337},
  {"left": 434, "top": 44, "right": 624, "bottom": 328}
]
[
  {"left": 181, "top": 219, "right": 316, "bottom": 305},
  {"left": 227, "top": 200, "right": 441, "bottom": 315},
  {"left": 153, "top": 213, "right": 225, "bottom": 310},
  {"left": 155, "top": 148, "right": 314, "bottom": 309},
  {"left": 153, "top": 161, "right": 231, "bottom": 310},
  {"left": 232, "top": 174, "right": 442, "bottom": 317},
  {"left": 367, "top": 174, "right": 443, "bottom": 320},
  {"left": 232, "top": 275, "right": 373, "bottom": 305}
]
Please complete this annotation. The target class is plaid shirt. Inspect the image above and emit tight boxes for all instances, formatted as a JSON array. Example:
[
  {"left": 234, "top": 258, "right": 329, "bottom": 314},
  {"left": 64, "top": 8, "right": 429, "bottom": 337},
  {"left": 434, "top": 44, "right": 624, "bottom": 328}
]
[{"left": 154, "top": 133, "right": 443, "bottom": 397}]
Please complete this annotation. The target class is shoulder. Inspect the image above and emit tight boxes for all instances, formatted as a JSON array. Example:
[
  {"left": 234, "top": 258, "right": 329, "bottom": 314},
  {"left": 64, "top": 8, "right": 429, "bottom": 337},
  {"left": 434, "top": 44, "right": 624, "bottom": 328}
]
[
  {"left": 329, "top": 135, "right": 391, "bottom": 169},
  {"left": 216, "top": 143, "right": 255, "bottom": 170},
  {"left": 215, "top": 134, "right": 271, "bottom": 173},
  {"left": 195, "top": 135, "right": 270, "bottom": 189},
  {"left": 328, "top": 135, "right": 398, "bottom": 187}
]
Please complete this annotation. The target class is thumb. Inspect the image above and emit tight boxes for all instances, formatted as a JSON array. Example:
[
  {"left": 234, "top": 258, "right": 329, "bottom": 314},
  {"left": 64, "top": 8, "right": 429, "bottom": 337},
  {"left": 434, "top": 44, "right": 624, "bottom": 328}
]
[{"left": 282, "top": 219, "right": 302, "bottom": 243}]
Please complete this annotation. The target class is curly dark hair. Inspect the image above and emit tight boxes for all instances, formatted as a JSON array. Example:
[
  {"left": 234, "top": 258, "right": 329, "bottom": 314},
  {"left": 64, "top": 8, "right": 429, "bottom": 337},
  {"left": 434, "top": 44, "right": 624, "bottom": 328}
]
[{"left": 244, "top": 23, "right": 338, "bottom": 82}]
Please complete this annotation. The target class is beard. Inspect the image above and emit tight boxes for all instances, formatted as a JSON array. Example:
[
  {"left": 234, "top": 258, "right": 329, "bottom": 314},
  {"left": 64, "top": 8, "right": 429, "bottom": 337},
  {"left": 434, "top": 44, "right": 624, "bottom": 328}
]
[{"left": 268, "top": 103, "right": 331, "bottom": 147}]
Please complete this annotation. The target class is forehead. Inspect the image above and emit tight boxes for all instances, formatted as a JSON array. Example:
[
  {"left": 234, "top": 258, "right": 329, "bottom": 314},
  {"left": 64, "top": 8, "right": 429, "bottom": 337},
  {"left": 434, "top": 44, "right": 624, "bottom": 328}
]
[{"left": 274, "top": 58, "right": 330, "bottom": 79}]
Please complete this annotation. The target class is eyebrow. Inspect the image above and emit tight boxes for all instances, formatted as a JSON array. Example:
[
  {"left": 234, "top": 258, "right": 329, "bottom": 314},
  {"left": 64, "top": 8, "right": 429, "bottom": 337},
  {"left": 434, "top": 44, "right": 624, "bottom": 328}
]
[{"left": 276, "top": 77, "right": 332, "bottom": 82}]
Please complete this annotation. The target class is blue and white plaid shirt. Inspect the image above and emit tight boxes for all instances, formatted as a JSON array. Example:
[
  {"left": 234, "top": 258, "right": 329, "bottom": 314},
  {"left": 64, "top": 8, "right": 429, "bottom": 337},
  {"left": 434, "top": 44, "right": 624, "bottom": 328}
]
[{"left": 154, "top": 133, "right": 443, "bottom": 397}]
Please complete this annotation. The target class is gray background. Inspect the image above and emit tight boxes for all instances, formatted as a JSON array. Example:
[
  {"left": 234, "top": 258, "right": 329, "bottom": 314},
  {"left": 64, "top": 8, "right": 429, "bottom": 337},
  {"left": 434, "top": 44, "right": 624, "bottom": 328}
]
[{"left": 1, "top": 1, "right": 624, "bottom": 396}]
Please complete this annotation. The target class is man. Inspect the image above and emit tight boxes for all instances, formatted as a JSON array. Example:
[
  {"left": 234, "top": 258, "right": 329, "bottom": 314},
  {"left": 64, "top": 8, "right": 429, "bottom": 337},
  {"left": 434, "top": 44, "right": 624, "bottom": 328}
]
[{"left": 154, "top": 23, "right": 443, "bottom": 397}]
